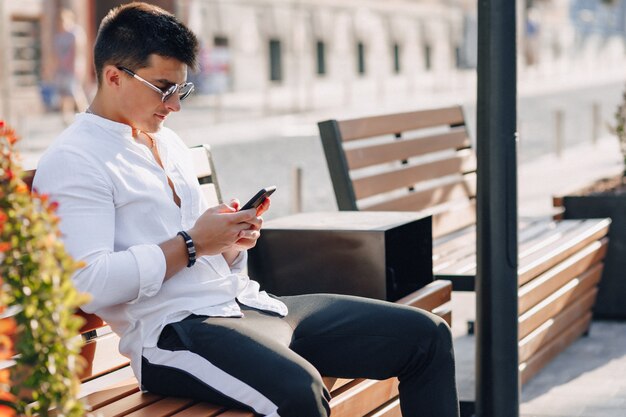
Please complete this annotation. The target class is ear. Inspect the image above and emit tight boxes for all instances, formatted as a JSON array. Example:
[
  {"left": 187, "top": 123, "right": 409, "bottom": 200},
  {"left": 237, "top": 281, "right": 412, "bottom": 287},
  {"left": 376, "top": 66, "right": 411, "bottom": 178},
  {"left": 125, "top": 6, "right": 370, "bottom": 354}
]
[{"left": 102, "top": 65, "right": 122, "bottom": 89}]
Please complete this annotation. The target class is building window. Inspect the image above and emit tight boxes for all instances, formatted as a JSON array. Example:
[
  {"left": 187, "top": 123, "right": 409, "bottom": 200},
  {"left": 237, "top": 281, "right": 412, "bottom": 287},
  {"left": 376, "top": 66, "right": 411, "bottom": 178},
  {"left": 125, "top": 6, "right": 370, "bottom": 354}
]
[
  {"left": 424, "top": 44, "right": 432, "bottom": 71},
  {"left": 10, "top": 17, "right": 41, "bottom": 87},
  {"left": 214, "top": 35, "right": 229, "bottom": 47},
  {"left": 316, "top": 40, "right": 326, "bottom": 76},
  {"left": 269, "top": 39, "right": 282, "bottom": 82},
  {"left": 357, "top": 42, "right": 366, "bottom": 75},
  {"left": 393, "top": 43, "right": 401, "bottom": 74}
]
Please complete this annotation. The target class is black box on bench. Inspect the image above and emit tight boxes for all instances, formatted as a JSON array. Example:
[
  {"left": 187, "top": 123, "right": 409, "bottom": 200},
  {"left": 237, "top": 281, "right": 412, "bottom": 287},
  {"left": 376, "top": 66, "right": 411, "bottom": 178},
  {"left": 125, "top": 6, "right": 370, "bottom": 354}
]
[{"left": 248, "top": 211, "right": 433, "bottom": 301}]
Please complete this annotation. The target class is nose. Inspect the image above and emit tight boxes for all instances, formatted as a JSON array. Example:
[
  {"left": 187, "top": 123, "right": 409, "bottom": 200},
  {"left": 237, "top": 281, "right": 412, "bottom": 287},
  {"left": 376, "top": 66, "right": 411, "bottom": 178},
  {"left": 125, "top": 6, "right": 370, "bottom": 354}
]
[{"left": 165, "top": 94, "right": 181, "bottom": 112}]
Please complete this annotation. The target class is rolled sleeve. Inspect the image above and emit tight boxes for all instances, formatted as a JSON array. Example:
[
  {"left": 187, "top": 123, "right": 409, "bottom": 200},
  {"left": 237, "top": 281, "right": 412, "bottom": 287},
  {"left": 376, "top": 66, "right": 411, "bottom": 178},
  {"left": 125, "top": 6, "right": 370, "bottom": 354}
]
[
  {"left": 229, "top": 250, "right": 248, "bottom": 274},
  {"left": 128, "top": 244, "right": 167, "bottom": 301}
]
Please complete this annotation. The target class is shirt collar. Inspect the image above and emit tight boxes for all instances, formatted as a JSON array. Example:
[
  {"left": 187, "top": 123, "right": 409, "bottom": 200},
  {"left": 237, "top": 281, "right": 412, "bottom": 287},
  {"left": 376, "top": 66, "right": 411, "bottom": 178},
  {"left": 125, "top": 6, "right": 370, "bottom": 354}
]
[{"left": 77, "top": 112, "right": 135, "bottom": 138}]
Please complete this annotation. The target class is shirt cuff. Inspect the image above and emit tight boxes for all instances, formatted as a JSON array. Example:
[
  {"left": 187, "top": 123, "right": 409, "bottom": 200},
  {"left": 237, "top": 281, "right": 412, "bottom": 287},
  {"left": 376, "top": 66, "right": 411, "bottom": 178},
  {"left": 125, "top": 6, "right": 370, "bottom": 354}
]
[
  {"left": 229, "top": 250, "right": 248, "bottom": 274},
  {"left": 128, "top": 244, "right": 166, "bottom": 302}
]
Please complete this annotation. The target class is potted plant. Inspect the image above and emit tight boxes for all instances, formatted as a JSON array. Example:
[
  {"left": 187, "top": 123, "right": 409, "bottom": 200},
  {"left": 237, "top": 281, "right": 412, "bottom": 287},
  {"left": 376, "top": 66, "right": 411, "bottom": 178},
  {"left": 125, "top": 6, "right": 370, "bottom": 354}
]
[
  {"left": 553, "top": 86, "right": 626, "bottom": 319},
  {"left": 0, "top": 121, "right": 88, "bottom": 416}
]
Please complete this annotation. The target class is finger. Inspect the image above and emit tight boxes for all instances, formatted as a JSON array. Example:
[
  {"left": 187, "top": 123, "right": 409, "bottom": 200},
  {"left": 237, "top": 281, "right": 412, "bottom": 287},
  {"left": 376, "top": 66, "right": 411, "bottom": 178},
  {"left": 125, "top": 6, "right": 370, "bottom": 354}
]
[
  {"left": 246, "top": 216, "right": 263, "bottom": 230},
  {"left": 238, "top": 229, "right": 260, "bottom": 240},
  {"left": 256, "top": 197, "right": 271, "bottom": 216},
  {"left": 229, "top": 198, "right": 240, "bottom": 211},
  {"left": 235, "top": 207, "right": 258, "bottom": 222},
  {"left": 216, "top": 202, "right": 237, "bottom": 214}
]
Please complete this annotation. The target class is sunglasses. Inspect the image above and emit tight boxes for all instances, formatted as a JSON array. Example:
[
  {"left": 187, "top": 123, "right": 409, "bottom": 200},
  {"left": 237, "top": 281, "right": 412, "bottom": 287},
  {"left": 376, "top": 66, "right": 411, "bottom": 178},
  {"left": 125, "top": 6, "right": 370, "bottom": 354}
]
[{"left": 117, "top": 66, "right": 194, "bottom": 103}]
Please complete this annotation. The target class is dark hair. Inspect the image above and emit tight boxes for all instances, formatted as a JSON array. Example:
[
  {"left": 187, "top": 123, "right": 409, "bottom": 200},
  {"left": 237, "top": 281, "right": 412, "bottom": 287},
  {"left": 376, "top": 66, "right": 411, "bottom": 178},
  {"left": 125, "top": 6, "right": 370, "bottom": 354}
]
[{"left": 94, "top": 2, "right": 199, "bottom": 84}]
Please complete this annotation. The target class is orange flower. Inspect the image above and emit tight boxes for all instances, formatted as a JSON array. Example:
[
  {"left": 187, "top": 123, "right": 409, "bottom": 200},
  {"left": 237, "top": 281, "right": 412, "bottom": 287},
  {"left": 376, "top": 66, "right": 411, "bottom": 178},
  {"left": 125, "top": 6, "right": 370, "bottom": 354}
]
[
  {"left": 0, "top": 243, "right": 9, "bottom": 253},
  {"left": 0, "top": 391, "right": 16, "bottom": 417},
  {"left": 14, "top": 183, "right": 28, "bottom": 194},
  {"left": 0, "top": 368, "right": 9, "bottom": 385},
  {"left": 0, "top": 335, "right": 13, "bottom": 361},
  {"left": 0, "top": 318, "right": 16, "bottom": 336}
]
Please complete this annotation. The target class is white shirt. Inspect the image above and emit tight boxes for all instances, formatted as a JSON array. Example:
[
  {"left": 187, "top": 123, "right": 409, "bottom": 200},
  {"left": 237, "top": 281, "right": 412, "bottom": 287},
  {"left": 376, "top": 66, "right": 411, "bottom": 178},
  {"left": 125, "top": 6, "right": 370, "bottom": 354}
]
[{"left": 33, "top": 113, "right": 288, "bottom": 382}]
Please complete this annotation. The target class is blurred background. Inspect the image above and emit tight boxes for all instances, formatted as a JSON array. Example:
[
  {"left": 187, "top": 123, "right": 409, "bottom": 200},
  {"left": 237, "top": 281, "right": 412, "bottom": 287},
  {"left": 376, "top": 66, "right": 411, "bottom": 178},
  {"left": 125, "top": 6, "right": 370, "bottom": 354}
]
[{"left": 1, "top": 0, "right": 625, "bottom": 219}]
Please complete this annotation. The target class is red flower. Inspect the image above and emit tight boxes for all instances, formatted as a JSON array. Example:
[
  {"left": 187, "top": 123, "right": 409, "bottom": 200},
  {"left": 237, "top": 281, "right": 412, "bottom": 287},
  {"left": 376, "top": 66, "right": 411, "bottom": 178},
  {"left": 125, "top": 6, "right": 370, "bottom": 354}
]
[{"left": 0, "top": 243, "right": 9, "bottom": 253}]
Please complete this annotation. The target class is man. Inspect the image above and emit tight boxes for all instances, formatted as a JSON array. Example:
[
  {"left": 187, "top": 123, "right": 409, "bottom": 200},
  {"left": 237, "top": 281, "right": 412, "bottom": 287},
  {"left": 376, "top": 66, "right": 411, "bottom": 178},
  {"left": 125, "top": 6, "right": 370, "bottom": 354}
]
[{"left": 34, "top": 3, "right": 459, "bottom": 416}]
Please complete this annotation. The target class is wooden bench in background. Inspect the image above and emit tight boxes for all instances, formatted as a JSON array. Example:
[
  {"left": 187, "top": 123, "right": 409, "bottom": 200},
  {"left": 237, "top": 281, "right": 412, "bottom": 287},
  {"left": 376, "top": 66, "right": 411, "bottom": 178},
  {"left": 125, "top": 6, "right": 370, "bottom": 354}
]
[
  {"left": 318, "top": 105, "right": 611, "bottom": 384},
  {"left": 21, "top": 144, "right": 454, "bottom": 416}
]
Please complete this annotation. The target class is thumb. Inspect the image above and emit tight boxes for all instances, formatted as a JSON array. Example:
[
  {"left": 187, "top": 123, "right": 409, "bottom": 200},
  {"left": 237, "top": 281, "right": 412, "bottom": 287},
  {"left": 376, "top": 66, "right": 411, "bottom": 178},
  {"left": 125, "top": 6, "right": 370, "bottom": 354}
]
[{"left": 229, "top": 198, "right": 241, "bottom": 211}]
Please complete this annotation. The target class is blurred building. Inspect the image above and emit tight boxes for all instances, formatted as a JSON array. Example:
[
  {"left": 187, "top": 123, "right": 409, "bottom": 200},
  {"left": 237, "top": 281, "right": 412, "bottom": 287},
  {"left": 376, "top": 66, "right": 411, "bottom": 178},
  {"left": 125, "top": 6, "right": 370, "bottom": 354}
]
[
  {"left": 0, "top": 0, "right": 470, "bottom": 121},
  {"left": 1, "top": 0, "right": 625, "bottom": 124}
]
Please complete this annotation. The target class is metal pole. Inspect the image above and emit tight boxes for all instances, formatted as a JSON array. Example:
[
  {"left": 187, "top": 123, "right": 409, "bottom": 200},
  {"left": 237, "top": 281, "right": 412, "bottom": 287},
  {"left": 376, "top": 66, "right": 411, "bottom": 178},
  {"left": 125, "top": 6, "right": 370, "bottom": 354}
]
[
  {"left": 476, "top": 0, "right": 519, "bottom": 416},
  {"left": 554, "top": 109, "right": 564, "bottom": 158},
  {"left": 592, "top": 102, "right": 600, "bottom": 145},
  {"left": 291, "top": 166, "right": 303, "bottom": 214}
]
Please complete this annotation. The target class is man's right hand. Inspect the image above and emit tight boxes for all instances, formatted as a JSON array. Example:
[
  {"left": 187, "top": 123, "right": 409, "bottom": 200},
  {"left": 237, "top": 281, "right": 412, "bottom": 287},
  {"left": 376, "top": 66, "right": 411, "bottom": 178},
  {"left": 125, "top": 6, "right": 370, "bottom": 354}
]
[{"left": 188, "top": 203, "right": 259, "bottom": 257}]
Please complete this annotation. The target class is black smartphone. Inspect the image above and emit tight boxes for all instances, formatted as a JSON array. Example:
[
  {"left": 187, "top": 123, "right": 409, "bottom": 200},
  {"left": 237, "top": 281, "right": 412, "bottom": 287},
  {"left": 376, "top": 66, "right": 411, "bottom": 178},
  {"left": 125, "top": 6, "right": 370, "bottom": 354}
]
[{"left": 240, "top": 186, "right": 277, "bottom": 211}]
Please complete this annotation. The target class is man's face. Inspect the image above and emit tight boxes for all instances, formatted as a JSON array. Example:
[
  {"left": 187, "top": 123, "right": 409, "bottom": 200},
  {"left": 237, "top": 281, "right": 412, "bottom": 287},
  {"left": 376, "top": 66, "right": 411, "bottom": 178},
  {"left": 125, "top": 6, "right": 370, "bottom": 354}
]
[{"left": 116, "top": 54, "right": 188, "bottom": 133}]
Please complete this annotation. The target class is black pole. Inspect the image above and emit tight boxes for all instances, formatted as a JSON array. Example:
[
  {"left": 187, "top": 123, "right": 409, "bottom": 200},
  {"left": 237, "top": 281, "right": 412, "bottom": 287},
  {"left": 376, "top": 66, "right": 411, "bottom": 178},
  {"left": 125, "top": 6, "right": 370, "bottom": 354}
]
[{"left": 475, "top": 0, "right": 519, "bottom": 416}]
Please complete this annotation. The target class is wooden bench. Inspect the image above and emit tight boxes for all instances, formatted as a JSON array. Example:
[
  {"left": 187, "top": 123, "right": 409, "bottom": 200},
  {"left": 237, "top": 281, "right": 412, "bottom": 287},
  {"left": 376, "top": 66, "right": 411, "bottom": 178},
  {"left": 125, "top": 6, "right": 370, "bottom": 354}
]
[
  {"left": 317, "top": 105, "right": 611, "bottom": 384},
  {"left": 21, "top": 144, "right": 454, "bottom": 416}
]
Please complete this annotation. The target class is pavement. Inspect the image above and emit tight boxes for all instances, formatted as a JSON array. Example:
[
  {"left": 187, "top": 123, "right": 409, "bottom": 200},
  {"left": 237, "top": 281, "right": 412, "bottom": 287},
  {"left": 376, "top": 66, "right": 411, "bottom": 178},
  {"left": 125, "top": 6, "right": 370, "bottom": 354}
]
[{"left": 9, "top": 67, "right": 626, "bottom": 417}]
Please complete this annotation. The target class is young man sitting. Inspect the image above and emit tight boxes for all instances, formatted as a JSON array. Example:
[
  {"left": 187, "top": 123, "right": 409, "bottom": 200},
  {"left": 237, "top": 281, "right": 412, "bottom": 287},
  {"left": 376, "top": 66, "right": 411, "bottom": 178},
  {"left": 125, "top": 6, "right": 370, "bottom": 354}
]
[{"left": 33, "top": 3, "right": 460, "bottom": 416}]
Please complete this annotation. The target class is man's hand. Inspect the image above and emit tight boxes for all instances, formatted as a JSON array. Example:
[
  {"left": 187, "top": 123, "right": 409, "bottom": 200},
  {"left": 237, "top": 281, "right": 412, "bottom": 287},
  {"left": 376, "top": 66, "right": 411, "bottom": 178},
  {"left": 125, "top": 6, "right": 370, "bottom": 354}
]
[
  {"left": 189, "top": 197, "right": 270, "bottom": 256},
  {"left": 229, "top": 197, "right": 270, "bottom": 252}
]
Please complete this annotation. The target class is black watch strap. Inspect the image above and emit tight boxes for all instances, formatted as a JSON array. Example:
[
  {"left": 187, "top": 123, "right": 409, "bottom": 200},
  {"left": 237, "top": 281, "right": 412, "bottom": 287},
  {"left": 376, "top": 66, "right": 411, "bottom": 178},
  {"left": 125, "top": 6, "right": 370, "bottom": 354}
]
[{"left": 177, "top": 230, "right": 197, "bottom": 267}]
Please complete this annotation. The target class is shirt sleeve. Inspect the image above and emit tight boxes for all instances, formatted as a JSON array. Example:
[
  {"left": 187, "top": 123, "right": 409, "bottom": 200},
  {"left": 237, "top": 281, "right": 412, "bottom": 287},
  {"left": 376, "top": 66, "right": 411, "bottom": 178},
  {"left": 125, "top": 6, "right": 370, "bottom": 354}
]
[
  {"left": 228, "top": 250, "right": 248, "bottom": 274},
  {"left": 33, "top": 148, "right": 166, "bottom": 313}
]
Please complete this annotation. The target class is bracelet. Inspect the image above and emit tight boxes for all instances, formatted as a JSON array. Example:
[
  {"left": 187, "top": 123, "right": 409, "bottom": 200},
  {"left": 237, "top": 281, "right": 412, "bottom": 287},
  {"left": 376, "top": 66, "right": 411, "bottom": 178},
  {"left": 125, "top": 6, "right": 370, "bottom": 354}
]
[{"left": 177, "top": 230, "right": 197, "bottom": 267}]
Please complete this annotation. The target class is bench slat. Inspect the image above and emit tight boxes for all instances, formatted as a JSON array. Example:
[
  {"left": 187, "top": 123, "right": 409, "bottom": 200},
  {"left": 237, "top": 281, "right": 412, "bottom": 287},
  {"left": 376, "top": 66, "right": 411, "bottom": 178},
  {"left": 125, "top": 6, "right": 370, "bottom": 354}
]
[
  {"left": 518, "top": 263, "right": 602, "bottom": 338},
  {"left": 364, "top": 399, "right": 402, "bottom": 417},
  {"left": 519, "top": 312, "right": 592, "bottom": 385},
  {"left": 79, "top": 332, "right": 129, "bottom": 381},
  {"left": 216, "top": 409, "right": 253, "bottom": 417},
  {"left": 91, "top": 391, "right": 163, "bottom": 416},
  {"left": 519, "top": 288, "right": 597, "bottom": 363},
  {"left": 424, "top": 200, "right": 477, "bottom": 239},
  {"left": 433, "top": 218, "right": 569, "bottom": 270},
  {"left": 435, "top": 218, "right": 610, "bottom": 281},
  {"left": 396, "top": 280, "right": 451, "bottom": 313},
  {"left": 124, "top": 397, "right": 197, "bottom": 417},
  {"left": 362, "top": 173, "right": 476, "bottom": 213},
  {"left": 435, "top": 219, "right": 582, "bottom": 276},
  {"left": 352, "top": 151, "right": 475, "bottom": 200},
  {"left": 518, "top": 219, "right": 610, "bottom": 285},
  {"left": 170, "top": 402, "right": 226, "bottom": 417},
  {"left": 518, "top": 238, "right": 608, "bottom": 313},
  {"left": 329, "top": 378, "right": 399, "bottom": 417},
  {"left": 337, "top": 106, "right": 465, "bottom": 142},
  {"left": 345, "top": 128, "right": 470, "bottom": 169},
  {"left": 77, "top": 309, "right": 106, "bottom": 333}
]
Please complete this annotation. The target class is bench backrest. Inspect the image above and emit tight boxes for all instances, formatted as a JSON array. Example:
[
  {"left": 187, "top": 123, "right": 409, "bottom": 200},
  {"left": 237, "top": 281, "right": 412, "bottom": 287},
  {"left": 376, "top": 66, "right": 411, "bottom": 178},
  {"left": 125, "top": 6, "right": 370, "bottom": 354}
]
[
  {"left": 318, "top": 105, "right": 476, "bottom": 238},
  {"left": 22, "top": 144, "right": 221, "bottom": 381}
]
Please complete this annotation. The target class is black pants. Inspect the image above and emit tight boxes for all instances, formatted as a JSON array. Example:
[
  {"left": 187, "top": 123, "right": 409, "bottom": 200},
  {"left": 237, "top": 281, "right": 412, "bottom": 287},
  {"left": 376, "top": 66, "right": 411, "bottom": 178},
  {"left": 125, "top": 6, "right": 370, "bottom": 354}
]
[{"left": 141, "top": 293, "right": 459, "bottom": 417}]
